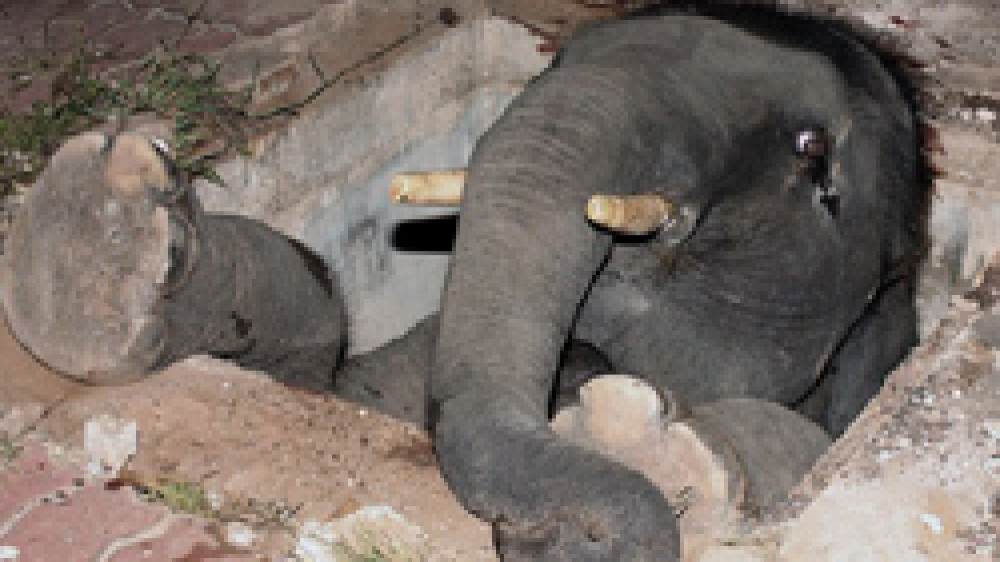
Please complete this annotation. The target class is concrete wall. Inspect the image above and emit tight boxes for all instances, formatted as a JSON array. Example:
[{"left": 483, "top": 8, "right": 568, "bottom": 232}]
[{"left": 197, "top": 16, "right": 549, "bottom": 353}]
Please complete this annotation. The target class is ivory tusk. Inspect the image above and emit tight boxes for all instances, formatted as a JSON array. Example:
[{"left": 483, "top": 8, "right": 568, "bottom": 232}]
[
  {"left": 586, "top": 194, "right": 676, "bottom": 236},
  {"left": 389, "top": 169, "right": 466, "bottom": 206},
  {"left": 389, "top": 170, "right": 676, "bottom": 237}
]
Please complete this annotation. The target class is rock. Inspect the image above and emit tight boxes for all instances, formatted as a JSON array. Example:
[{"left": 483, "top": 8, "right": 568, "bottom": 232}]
[
  {"left": 225, "top": 521, "right": 257, "bottom": 548},
  {"left": 294, "top": 505, "right": 446, "bottom": 562},
  {"left": 779, "top": 472, "right": 976, "bottom": 561},
  {"left": 0, "top": 404, "right": 44, "bottom": 438},
  {"left": 83, "top": 414, "right": 137, "bottom": 478},
  {"left": 916, "top": 128, "right": 1000, "bottom": 338}
]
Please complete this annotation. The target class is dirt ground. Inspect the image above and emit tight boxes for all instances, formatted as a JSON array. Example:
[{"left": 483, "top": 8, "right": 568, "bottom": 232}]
[{"left": 0, "top": 313, "right": 498, "bottom": 560}]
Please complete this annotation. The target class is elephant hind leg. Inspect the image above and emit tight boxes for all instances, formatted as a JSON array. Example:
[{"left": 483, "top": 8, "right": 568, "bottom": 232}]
[
  {"left": 334, "top": 314, "right": 439, "bottom": 427},
  {"left": 334, "top": 318, "right": 613, "bottom": 429}
]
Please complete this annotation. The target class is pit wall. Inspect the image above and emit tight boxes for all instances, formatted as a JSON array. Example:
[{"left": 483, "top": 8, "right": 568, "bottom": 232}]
[{"left": 196, "top": 17, "right": 549, "bottom": 354}]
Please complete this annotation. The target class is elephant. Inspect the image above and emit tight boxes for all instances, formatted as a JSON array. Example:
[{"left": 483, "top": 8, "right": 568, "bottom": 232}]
[
  {"left": 0, "top": 129, "right": 610, "bottom": 419},
  {"left": 1, "top": 5, "right": 926, "bottom": 560},
  {"left": 418, "top": 4, "right": 925, "bottom": 561}
]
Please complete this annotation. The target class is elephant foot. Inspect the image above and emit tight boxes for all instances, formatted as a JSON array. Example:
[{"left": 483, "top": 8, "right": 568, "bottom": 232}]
[
  {"left": 492, "top": 494, "right": 680, "bottom": 561},
  {"left": 435, "top": 395, "right": 680, "bottom": 561},
  {"left": 550, "top": 375, "right": 833, "bottom": 559}
]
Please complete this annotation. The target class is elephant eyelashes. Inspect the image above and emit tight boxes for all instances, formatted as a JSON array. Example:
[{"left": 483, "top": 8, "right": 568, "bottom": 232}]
[{"left": 795, "top": 127, "right": 839, "bottom": 216}]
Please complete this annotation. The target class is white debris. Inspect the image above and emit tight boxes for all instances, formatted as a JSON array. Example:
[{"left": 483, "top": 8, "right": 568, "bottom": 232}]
[
  {"left": 878, "top": 449, "right": 899, "bottom": 462},
  {"left": 0, "top": 546, "right": 18, "bottom": 560},
  {"left": 294, "top": 506, "right": 431, "bottom": 562},
  {"left": 0, "top": 404, "right": 44, "bottom": 437},
  {"left": 294, "top": 520, "right": 338, "bottom": 562},
  {"left": 225, "top": 521, "right": 256, "bottom": 548},
  {"left": 975, "top": 108, "right": 997, "bottom": 123},
  {"left": 920, "top": 512, "right": 944, "bottom": 535},
  {"left": 982, "top": 419, "right": 1000, "bottom": 441},
  {"left": 84, "top": 415, "right": 138, "bottom": 478},
  {"left": 205, "top": 491, "right": 225, "bottom": 511}
]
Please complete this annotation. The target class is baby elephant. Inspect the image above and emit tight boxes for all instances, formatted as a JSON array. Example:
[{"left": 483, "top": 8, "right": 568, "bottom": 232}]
[{"left": 424, "top": 5, "right": 924, "bottom": 561}]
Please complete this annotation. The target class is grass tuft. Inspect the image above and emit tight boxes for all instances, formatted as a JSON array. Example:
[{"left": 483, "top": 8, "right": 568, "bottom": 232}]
[
  {"left": 0, "top": 435, "right": 23, "bottom": 463},
  {"left": 0, "top": 42, "right": 264, "bottom": 200}
]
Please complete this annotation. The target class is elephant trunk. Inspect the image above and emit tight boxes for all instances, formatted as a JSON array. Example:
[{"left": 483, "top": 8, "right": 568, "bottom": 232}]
[
  {"left": 429, "top": 66, "right": 704, "bottom": 559},
  {"left": 433, "top": 66, "right": 656, "bottom": 417}
]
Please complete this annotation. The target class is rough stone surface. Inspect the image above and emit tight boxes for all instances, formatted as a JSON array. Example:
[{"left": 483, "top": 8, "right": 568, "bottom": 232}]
[{"left": 295, "top": 505, "right": 446, "bottom": 561}]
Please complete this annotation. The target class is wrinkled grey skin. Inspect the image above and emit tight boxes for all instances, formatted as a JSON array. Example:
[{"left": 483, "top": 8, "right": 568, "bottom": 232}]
[
  {"left": 336, "top": 314, "right": 613, "bottom": 427},
  {"left": 426, "top": 7, "right": 922, "bottom": 561}
]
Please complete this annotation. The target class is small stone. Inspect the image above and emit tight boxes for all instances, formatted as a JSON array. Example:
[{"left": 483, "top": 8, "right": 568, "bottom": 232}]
[
  {"left": 920, "top": 512, "right": 944, "bottom": 534},
  {"left": 878, "top": 449, "right": 898, "bottom": 462},
  {"left": 206, "top": 491, "right": 224, "bottom": 511},
  {"left": 953, "top": 295, "right": 980, "bottom": 312},
  {"left": 295, "top": 506, "right": 431, "bottom": 561},
  {"left": 225, "top": 521, "right": 256, "bottom": 547},
  {"left": 0, "top": 404, "right": 44, "bottom": 437},
  {"left": 982, "top": 419, "right": 1000, "bottom": 441},
  {"left": 84, "top": 415, "right": 138, "bottom": 478},
  {"left": 975, "top": 108, "right": 997, "bottom": 123}
]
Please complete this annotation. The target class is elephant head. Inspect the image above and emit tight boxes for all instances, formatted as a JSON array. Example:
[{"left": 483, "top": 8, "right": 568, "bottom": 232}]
[{"left": 427, "top": 6, "right": 922, "bottom": 561}]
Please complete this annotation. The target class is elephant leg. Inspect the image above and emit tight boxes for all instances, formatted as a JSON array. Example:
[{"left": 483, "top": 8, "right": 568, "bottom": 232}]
[
  {"left": 334, "top": 311, "right": 612, "bottom": 428},
  {"left": 334, "top": 314, "right": 438, "bottom": 427},
  {"left": 821, "top": 276, "right": 918, "bottom": 436},
  {"left": 1, "top": 132, "right": 346, "bottom": 388},
  {"left": 436, "top": 394, "right": 680, "bottom": 561},
  {"left": 157, "top": 214, "right": 347, "bottom": 391}
]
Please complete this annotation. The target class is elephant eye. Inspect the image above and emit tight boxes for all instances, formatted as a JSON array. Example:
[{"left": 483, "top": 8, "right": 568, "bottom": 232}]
[
  {"left": 795, "top": 127, "right": 826, "bottom": 158},
  {"left": 795, "top": 127, "right": 838, "bottom": 216}
]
